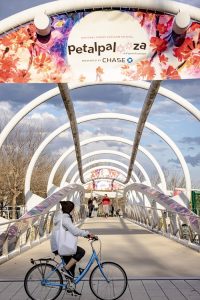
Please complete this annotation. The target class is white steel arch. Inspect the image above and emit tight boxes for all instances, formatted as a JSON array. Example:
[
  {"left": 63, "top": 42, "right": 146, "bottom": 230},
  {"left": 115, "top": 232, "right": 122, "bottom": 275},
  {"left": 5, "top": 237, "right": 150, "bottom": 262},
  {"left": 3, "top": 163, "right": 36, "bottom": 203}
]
[
  {"left": 1, "top": 0, "right": 200, "bottom": 34},
  {"left": 0, "top": 87, "right": 196, "bottom": 199},
  {"left": 82, "top": 178, "right": 125, "bottom": 188},
  {"left": 0, "top": 82, "right": 199, "bottom": 150},
  {"left": 74, "top": 165, "right": 135, "bottom": 185},
  {"left": 69, "top": 159, "right": 138, "bottom": 184},
  {"left": 0, "top": 83, "right": 199, "bottom": 152},
  {"left": 44, "top": 136, "right": 166, "bottom": 199},
  {"left": 73, "top": 163, "right": 149, "bottom": 205},
  {"left": 75, "top": 165, "right": 148, "bottom": 205},
  {"left": 47, "top": 136, "right": 160, "bottom": 194},
  {"left": 24, "top": 111, "right": 191, "bottom": 198},
  {"left": 34, "top": 113, "right": 191, "bottom": 196},
  {"left": 60, "top": 150, "right": 151, "bottom": 186}
]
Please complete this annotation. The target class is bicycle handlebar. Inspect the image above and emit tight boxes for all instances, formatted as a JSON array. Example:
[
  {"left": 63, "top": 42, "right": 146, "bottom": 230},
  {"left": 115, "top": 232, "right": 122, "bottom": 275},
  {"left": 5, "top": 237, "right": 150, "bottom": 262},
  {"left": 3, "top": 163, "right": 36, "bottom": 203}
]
[{"left": 87, "top": 235, "right": 98, "bottom": 241}]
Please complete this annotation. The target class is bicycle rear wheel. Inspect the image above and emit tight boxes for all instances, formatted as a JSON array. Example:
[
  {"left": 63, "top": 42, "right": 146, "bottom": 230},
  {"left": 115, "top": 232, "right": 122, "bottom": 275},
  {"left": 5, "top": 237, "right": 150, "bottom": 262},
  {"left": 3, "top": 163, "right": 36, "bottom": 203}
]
[
  {"left": 24, "top": 263, "right": 63, "bottom": 300},
  {"left": 89, "top": 261, "right": 127, "bottom": 300}
]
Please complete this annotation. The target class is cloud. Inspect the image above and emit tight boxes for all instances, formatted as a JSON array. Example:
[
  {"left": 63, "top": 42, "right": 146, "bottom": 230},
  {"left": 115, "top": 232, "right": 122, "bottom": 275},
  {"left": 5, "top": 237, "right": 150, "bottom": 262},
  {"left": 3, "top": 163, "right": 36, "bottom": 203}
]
[
  {"left": 0, "top": 101, "right": 13, "bottom": 114},
  {"left": 22, "top": 111, "right": 62, "bottom": 132},
  {"left": 168, "top": 158, "right": 179, "bottom": 165},
  {"left": 185, "top": 153, "right": 200, "bottom": 167},
  {"left": 167, "top": 159, "right": 182, "bottom": 170},
  {"left": 72, "top": 84, "right": 134, "bottom": 104},
  {"left": 80, "top": 130, "right": 96, "bottom": 141},
  {"left": 30, "top": 112, "right": 56, "bottom": 121},
  {"left": 168, "top": 153, "right": 200, "bottom": 167},
  {"left": 0, "top": 101, "right": 15, "bottom": 126},
  {"left": 151, "top": 97, "right": 186, "bottom": 117},
  {"left": 146, "top": 144, "right": 167, "bottom": 152},
  {"left": 162, "top": 79, "right": 200, "bottom": 108},
  {"left": 179, "top": 136, "right": 200, "bottom": 145},
  {"left": 112, "top": 106, "right": 141, "bottom": 116},
  {"left": 0, "top": 84, "right": 56, "bottom": 109}
]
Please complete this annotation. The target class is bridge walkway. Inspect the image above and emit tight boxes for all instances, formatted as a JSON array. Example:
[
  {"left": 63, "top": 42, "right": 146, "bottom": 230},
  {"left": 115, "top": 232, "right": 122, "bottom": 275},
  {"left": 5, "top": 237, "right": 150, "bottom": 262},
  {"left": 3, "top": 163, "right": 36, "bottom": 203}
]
[{"left": 0, "top": 217, "right": 200, "bottom": 300}]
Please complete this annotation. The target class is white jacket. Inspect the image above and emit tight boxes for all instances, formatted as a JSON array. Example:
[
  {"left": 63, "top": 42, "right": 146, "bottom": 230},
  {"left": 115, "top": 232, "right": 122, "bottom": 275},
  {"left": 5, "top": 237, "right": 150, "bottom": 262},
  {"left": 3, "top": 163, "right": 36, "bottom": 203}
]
[{"left": 50, "top": 211, "right": 89, "bottom": 253}]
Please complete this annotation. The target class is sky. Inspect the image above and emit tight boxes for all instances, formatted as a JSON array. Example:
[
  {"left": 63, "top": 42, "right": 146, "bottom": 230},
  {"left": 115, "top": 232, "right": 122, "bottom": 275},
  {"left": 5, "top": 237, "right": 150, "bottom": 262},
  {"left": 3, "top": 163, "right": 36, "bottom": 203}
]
[{"left": 0, "top": 0, "right": 200, "bottom": 190}]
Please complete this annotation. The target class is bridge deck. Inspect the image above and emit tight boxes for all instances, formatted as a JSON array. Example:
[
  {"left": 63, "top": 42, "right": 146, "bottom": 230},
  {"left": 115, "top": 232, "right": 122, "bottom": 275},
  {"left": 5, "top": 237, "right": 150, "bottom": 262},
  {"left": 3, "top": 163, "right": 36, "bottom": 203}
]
[
  {"left": 1, "top": 278, "right": 200, "bottom": 300},
  {"left": 0, "top": 217, "right": 200, "bottom": 300}
]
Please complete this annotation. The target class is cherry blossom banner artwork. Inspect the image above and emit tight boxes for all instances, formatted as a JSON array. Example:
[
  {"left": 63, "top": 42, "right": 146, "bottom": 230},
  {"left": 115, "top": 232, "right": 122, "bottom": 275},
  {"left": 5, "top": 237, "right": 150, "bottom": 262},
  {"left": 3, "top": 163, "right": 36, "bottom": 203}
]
[
  {"left": 130, "top": 183, "right": 200, "bottom": 234},
  {"left": 0, "top": 10, "right": 199, "bottom": 83},
  {"left": 0, "top": 184, "right": 83, "bottom": 253}
]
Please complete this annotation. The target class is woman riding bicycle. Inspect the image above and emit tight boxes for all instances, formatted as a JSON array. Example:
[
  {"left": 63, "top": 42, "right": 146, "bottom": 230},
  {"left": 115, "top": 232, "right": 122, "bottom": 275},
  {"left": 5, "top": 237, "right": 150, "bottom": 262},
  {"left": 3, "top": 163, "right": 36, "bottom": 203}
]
[
  {"left": 25, "top": 203, "right": 127, "bottom": 300},
  {"left": 50, "top": 201, "right": 94, "bottom": 280}
]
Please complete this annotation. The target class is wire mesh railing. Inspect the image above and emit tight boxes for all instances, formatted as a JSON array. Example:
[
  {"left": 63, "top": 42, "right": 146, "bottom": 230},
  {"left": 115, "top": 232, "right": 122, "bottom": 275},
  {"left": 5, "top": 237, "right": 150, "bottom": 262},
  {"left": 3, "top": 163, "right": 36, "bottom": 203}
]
[
  {"left": 125, "top": 203, "right": 200, "bottom": 251},
  {"left": 0, "top": 205, "right": 87, "bottom": 264}
]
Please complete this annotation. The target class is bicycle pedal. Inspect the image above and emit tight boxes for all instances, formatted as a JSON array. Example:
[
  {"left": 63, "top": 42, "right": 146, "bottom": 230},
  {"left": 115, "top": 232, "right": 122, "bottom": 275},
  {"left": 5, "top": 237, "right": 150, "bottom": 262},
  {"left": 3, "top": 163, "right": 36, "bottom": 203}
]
[
  {"left": 71, "top": 290, "right": 82, "bottom": 296},
  {"left": 66, "top": 289, "right": 81, "bottom": 296}
]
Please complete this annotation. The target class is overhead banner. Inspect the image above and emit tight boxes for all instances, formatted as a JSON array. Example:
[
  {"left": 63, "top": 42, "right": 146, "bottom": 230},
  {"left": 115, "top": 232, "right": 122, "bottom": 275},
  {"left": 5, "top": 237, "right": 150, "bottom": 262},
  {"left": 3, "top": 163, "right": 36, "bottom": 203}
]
[{"left": 0, "top": 10, "right": 200, "bottom": 83}]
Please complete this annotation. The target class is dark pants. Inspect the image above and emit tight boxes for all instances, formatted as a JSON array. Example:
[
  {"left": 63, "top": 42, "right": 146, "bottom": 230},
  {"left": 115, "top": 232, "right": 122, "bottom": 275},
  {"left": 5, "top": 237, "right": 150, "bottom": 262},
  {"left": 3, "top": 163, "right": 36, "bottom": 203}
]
[{"left": 62, "top": 246, "right": 85, "bottom": 276}]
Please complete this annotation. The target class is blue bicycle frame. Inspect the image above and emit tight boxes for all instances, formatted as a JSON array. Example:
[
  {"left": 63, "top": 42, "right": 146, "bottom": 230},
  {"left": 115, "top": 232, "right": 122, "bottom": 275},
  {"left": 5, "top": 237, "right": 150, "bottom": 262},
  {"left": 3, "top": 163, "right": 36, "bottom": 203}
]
[
  {"left": 74, "top": 247, "right": 109, "bottom": 285},
  {"left": 43, "top": 245, "right": 109, "bottom": 288}
]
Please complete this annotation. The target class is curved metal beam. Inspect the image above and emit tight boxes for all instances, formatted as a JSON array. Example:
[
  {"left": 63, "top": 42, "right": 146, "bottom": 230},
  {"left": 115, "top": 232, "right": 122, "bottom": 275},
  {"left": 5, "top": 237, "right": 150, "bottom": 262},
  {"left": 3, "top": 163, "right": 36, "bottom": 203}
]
[
  {"left": 69, "top": 159, "right": 138, "bottom": 184},
  {"left": 82, "top": 178, "right": 125, "bottom": 188},
  {"left": 24, "top": 112, "right": 190, "bottom": 198},
  {"left": 0, "top": 82, "right": 199, "bottom": 150},
  {"left": 1, "top": 0, "right": 200, "bottom": 34},
  {"left": 0, "top": 84, "right": 196, "bottom": 199},
  {"left": 60, "top": 149, "right": 151, "bottom": 186},
  {"left": 74, "top": 165, "right": 136, "bottom": 184},
  {"left": 74, "top": 163, "right": 149, "bottom": 205},
  {"left": 46, "top": 135, "right": 166, "bottom": 198},
  {"left": 58, "top": 83, "right": 85, "bottom": 184},
  {"left": 74, "top": 165, "right": 149, "bottom": 205},
  {"left": 124, "top": 80, "right": 161, "bottom": 184}
]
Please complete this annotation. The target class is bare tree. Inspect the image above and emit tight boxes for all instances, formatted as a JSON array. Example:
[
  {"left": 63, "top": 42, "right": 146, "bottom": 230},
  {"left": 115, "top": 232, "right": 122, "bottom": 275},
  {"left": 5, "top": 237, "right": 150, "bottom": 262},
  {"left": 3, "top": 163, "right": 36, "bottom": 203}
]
[
  {"left": 134, "top": 167, "right": 145, "bottom": 182},
  {"left": 150, "top": 167, "right": 186, "bottom": 192},
  {"left": 32, "top": 154, "right": 57, "bottom": 198},
  {"left": 0, "top": 119, "right": 52, "bottom": 219},
  {"left": 53, "top": 164, "right": 66, "bottom": 187}
]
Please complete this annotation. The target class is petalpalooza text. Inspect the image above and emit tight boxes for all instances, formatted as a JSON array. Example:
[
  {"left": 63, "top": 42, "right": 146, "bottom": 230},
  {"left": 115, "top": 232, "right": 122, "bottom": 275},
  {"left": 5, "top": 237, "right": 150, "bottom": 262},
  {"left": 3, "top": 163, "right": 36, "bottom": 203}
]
[{"left": 68, "top": 42, "right": 146, "bottom": 56}]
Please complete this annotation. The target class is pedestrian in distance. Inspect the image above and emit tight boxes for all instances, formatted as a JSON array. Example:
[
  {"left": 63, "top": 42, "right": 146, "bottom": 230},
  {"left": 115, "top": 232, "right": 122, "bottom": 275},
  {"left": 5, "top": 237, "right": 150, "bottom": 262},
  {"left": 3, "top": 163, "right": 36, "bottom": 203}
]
[
  {"left": 88, "top": 198, "right": 94, "bottom": 218},
  {"left": 92, "top": 197, "right": 99, "bottom": 217},
  {"left": 101, "top": 194, "right": 111, "bottom": 218}
]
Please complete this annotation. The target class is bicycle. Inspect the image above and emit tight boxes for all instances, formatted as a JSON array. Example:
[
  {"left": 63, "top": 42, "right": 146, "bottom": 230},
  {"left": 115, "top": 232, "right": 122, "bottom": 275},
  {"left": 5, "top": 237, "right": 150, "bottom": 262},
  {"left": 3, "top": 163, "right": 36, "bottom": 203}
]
[{"left": 24, "top": 236, "right": 127, "bottom": 300}]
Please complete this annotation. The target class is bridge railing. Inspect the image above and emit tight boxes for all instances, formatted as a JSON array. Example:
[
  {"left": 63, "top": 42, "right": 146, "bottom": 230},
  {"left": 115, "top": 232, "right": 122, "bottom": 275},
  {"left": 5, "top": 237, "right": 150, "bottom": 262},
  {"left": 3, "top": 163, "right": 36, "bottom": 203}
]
[
  {"left": 125, "top": 204, "right": 200, "bottom": 251},
  {"left": 0, "top": 204, "right": 87, "bottom": 264}
]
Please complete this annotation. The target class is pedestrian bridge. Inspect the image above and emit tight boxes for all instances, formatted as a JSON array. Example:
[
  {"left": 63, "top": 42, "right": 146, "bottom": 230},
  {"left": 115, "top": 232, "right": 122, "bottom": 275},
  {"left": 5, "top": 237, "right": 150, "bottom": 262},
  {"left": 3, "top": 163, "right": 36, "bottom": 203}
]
[{"left": 0, "top": 0, "right": 200, "bottom": 299}]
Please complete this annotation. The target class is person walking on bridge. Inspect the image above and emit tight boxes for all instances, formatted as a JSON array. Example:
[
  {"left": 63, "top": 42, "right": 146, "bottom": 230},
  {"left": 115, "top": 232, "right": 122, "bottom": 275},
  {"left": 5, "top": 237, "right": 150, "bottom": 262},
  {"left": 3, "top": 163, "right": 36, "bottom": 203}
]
[
  {"left": 88, "top": 198, "right": 94, "bottom": 218},
  {"left": 101, "top": 194, "right": 111, "bottom": 218}
]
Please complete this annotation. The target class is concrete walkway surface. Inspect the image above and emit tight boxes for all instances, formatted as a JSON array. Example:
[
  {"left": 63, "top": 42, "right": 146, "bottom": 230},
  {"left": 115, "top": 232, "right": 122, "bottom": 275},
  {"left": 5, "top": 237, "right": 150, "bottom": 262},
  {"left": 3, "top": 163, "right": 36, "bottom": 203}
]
[
  {"left": 0, "top": 278, "right": 200, "bottom": 300},
  {"left": 0, "top": 217, "right": 200, "bottom": 299}
]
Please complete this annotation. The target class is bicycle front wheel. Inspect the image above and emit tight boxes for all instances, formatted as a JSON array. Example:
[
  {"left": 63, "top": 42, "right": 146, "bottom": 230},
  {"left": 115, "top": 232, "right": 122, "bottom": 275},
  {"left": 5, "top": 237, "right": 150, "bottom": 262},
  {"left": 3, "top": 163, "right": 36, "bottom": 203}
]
[
  {"left": 89, "top": 262, "right": 127, "bottom": 300},
  {"left": 24, "top": 263, "right": 63, "bottom": 300}
]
